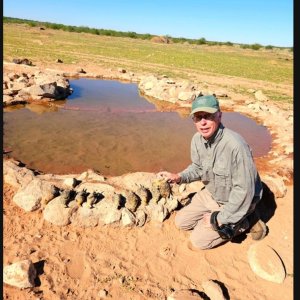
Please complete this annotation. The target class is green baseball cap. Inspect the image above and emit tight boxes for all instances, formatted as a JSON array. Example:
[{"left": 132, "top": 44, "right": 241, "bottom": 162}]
[{"left": 190, "top": 95, "right": 220, "bottom": 115}]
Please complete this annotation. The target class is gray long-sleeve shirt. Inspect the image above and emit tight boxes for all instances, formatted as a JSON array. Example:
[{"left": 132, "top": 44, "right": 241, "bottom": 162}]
[{"left": 179, "top": 124, "right": 263, "bottom": 225}]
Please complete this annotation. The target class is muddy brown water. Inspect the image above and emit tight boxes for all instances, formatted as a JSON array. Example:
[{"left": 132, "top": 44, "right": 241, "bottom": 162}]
[{"left": 3, "top": 78, "right": 272, "bottom": 176}]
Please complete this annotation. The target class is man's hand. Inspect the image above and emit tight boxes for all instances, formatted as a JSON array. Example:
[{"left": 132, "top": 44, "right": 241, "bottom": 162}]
[{"left": 157, "top": 171, "right": 181, "bottom": 184}]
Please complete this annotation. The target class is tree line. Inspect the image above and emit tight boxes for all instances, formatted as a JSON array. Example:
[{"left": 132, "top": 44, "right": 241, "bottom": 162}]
[{"left": 3, "top": 16, "right": 292, "bottom": 51}]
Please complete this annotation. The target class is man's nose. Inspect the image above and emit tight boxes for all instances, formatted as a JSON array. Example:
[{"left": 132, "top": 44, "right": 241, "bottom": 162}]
[{"left": 199, "top": 118, "right": 207, "bottom": 124}]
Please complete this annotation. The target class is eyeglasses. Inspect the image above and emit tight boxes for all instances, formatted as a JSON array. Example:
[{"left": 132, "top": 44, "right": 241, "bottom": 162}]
[{"left": 192, "top": 112, "right": 217, "bottom": 123}]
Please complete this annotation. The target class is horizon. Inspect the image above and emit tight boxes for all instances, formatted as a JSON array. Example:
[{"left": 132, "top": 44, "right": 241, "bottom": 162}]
[{"left": 3, "top": 0, "right": 293, "bottom": 47}]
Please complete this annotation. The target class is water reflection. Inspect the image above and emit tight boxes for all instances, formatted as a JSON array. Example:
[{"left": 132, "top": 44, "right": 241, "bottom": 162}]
[{"left": 3, "top": 79, "right": 272, "bottom": 176}]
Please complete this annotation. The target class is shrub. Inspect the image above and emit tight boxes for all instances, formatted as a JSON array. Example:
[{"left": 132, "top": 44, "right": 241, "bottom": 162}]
[
  {"left": 250, "top": 43, "right": 262, "bottom": 50},
  {"left": 196, "top": 38, "right": 206, "bottom": 45},
  {"left": 28, "top": 21, "right": 36, "bottom": 27}
]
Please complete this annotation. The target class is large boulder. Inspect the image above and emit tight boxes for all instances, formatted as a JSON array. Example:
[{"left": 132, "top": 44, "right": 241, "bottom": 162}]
[
  {"left": 3, "top": 159, "right": 35, "bottom": 189},
  {"left": 13, "top": 178, "right": 59, "bottom": 212}
]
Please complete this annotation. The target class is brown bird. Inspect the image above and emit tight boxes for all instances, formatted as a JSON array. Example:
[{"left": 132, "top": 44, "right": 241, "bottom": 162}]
[
  {"left": 150, "top": 180, "right": 161, "bottom": 204},
  {"left": 75, "top": 189, "right": 87, "bottom": 207},
  {"left": 86, "top": 191, "right": 97, "bottom": 209},
  {"left": 157, "top": 179, "right": 171, "bottom": 199},
  {"left": 125, "top": 190, "right": 140, "bottom": 212},
  {"left": 112, "top": 192, "right": 122, "bottom": 210},
  {"left": 135, "top": 184, "right": 151, "bottom": 207},
  {"left": 60, "top": 189, "right": 72, "bottom": 207}
]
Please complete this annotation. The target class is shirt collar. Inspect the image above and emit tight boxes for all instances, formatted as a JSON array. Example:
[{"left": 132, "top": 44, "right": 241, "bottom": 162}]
[{"left": 202, "top": 123, "right": 224, "bottom": 146}]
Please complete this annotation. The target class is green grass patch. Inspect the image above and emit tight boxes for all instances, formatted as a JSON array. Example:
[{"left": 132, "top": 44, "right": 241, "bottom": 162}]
[{"left": 4, "top": 23, "right": 293, "bottom": 87}]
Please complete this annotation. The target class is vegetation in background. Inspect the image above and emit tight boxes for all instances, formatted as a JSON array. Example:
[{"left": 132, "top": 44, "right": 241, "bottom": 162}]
[{"left": 3, "top": 16, "right": 292, "bottom": 50}]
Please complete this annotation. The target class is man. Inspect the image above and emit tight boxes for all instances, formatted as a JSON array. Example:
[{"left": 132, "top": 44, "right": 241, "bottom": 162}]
[{"left": 158, "top": 95, "right": 267, "bottom": 249}]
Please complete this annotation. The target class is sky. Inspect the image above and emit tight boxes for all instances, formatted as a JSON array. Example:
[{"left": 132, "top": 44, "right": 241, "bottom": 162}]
[{"left": 3, "top": 0, "right": 293, "bottom": 47}]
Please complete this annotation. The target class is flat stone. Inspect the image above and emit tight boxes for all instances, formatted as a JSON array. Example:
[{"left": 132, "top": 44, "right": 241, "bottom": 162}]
[{"left": 247, "top": 243, "right": 286, "bottom": 283}]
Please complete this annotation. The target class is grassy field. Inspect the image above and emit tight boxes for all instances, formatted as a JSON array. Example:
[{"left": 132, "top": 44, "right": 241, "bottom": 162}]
[{"left": 4, "top": 23, "right": 293, "bottom": 103}]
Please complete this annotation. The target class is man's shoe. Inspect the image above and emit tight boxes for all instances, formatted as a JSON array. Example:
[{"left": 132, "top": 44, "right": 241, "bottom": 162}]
[{"left": 250, "top": 219, "right": 267, "bottom": 240}]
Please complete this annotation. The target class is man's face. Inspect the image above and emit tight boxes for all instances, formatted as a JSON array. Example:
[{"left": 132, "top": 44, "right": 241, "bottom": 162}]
[{"left": 192, "top": 111, "right": 222, "bottom": 139}]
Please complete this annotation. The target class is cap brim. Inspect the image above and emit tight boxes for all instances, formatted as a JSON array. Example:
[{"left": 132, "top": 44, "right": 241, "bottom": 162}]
[{"left": 190, "top": 107, "right": 218, "bottom": 115}]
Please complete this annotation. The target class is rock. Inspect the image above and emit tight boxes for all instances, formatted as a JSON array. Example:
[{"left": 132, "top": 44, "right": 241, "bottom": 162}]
[
  {"left": 167, "top": 289, "right": 204, "bottom": 299},
  {"left": 3, "top": 94, "right": 14, "bottom": 104},
  {"left": 102, "top": 209, "right": 122, "bottom": 225},
  {"left": 117, "top": 68, "right": 126, "bottom": 73},
  {"left": 248, "top": 102, "right": 263, "bottom": 112},
  {"left": 63, "top": 177, "right": 78, "bottom": 188},
  {"left": 178, "top": 91, "right": 196, "bottom": 102},
  {"left": 165, "top": 196, "right": 179, "bottom": 213},
  {"left": 107, "top": 172, "right": 155, "bottom": 192},
  {"left": 3, "top": 159, "right": 35, "bottom": 189},
  {"left": 43, "top": 196, "right": 77, "bottom": 226},
  {"left": 147, "top": 203, "right": 169, "bottom": 222},
  {"left": 13, "top": 178, "right": 59, "bottom": 211},
  {"left": 254, "top": 90, "right": 268, "bottom": 101},
  {"left": 247, "top": 243, "right": 286, "bottom": 283},
  {"left": 23, "top": 82, "right": 57, "bottom": 98},
  {"left": 214, "top": 90, "right": 228, "bottom": 97},
  {"left": 76, "top": 68, "right": 86, "bottom": 74},
  {"left": 95, "top": 200, "right": 122, "bottom": 225},
  {"left": 12, "top": 58, "right": 33, "bottom": 66},
  {"left": 201, "top": 280, "right": 226, "bottom": 300},
  {"left": 76, "top": 169, "right": 106, "bottom": 182},
  {"left": 9, "top": 81, "right": 28, "bottom": 92},
  {"left": 121, "top": 208, "right": 136, "bottom": 226},
  {"left": 98, "top": 289, "right": 108, "bottom": 298},
  {"left": 261, "top": 174, "right": 287, "bottom": 198},
  {"left": 135, "top": 209, "right": 147, "bottom": 226},
  {"left": 3, "top": 259, "right": 37, "bottom": 289},
  {"left": 166, "top": 79, "right": 175, "bottom": 84},
  {"left": 144, "top": 81, "right": 154, "bottom": 90},
  {"left": 69, "top": 204, "right": 99, "bottom": 227}
]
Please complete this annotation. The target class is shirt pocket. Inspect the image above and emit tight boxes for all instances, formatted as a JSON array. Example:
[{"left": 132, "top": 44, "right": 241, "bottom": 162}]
[{"left": 213, "top": 166, "right": 231, "bottom": 202}]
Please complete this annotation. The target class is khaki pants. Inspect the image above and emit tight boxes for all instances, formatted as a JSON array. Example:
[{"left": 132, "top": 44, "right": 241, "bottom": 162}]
[{"left": 175, "top": 188, "right": 250, "bottom": 249}]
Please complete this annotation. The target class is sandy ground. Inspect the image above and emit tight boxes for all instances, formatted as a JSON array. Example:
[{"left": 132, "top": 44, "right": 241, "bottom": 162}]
[
  {"left": 3, "top": 61, "right": 293, "bottom": 299},
  {"left": 3, "top": 181, "right": 293, "bottom": 300}
]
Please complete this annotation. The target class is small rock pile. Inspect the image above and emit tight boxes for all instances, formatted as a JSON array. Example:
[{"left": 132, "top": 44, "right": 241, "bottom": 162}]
[{"left": 3, "top": 69, "right": 72, "bottom": 106}]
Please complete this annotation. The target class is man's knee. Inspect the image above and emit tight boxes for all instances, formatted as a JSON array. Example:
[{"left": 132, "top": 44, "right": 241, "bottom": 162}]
[
  {"left": 190, "top": 229, "right": 223, "bottom": 250},
  {"left": 174, "top": 211, "right": 187, "bottom": 229},
  {"left": 190, "top": 234, "right": 213, "bottom": 250}
]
